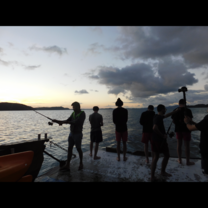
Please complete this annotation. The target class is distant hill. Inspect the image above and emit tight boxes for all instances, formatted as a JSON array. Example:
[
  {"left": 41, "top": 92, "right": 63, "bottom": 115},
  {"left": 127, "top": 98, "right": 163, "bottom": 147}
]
[
  {"left": 0, "top": 102, "right": 69, "bottom": 111},
  {"left": 187, "top": 104, "right": 208, "bottom": 108}
]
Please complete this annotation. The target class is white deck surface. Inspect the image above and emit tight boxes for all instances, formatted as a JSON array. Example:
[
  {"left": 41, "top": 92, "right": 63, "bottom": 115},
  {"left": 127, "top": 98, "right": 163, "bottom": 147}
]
[{"left": 35, "top": 150, "right": 208, "bottom": 182}]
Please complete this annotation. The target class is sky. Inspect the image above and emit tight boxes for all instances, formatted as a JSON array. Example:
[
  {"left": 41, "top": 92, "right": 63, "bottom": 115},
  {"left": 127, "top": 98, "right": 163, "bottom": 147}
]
[{"left": 1, "top": 26, "right": 208, "bottom": 109}]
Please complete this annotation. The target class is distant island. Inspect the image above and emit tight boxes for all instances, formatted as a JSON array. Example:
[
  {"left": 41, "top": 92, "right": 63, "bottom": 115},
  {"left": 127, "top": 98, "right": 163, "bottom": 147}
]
[
  {"left": 0, "top": 102, "right": 69, "bottom": 111},
  {"left": 187, "top": 104, "right": 208, "bottom": 108}
]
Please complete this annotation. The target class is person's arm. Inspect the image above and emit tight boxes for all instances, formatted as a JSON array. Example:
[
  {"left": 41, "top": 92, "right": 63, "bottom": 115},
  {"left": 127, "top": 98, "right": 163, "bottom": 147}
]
[
  {"left": 100, "top": 115, "right": 103, "bottom": 126},
  {"left": 126, "top": 109, "right": 128, "bottom": 123},
  {"left": 52, "top": 118, "right": 71, "bottom": 125},
  {"left": 153, "top": 124, "right": 167, "bottom": 139},
  {"left": 164, "top": 108, "right": 180, "bottom": 118},
  {"left": 140, "top": 112, "right": 144, "bottom": 125},
  {"left": 89, "top": 115, "right": 92, "bottom": 125},
  {"left": 184, "top": 116, "right": 198, "bottom": 131},
  {"left": 113, "top": 110, "right": 116, "bottom": 124}
]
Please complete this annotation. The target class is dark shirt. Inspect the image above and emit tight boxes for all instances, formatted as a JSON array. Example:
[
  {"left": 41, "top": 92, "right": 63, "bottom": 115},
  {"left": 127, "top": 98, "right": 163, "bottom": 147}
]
[
  {"left": 195, "top": 115, "right": 208, "bottom": 158},
  {"left": 89, "top": 112, "right": 103, "bottom": 132},
  {"left": 152, "top": 114, "right": 166, "bottom": 142},
  {"left": 113, "top": 107, "right": 128, "bottom": 132},
  {"left": 140, "top": 110, "right": 155, "bottom": 133},
  {"left": 171, "top": 107, "right": 193, "bottom": 132},
  {"left": 67, "top": 111, "right": 86, "bottom": 133}
]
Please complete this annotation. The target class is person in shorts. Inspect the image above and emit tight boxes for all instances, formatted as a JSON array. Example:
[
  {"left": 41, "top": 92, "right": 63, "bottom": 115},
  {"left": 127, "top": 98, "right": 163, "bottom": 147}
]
[
  {"left": 151, "top": 104, "right": 179, "bottom": 182},
  {"left": 140, "top": 105, "right": 155, "bottom": 163},
  {"left": 52, "top": 101, "right": 86, "bottom": 171},
  {"left": 113, "top": 98, "right": 128, "bottom": 161},
  {"left": 184, "top": 109, "right": 208, "bottom": 175},
  {"left": 89, "top": 106, "right": 103, "bottom": 160},
  {"left": 171, "top": 99, "right": 195, "bottom": 165}
]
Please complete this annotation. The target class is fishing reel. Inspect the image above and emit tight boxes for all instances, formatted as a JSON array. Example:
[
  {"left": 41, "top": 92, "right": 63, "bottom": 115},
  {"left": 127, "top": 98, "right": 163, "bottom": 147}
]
[
  {"left": 178, "top": 86, "right": 187, "bottom": 92},
  {"left": 168, "top": 131, "right": 175, "bottom": 138},
  {"left": 48, "top": 122, "right": 53, "bottom": 126}
]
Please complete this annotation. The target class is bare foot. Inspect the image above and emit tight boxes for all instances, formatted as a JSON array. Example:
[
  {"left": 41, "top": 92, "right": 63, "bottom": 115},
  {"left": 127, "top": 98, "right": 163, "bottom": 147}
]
[
  {"left": 117, "top": 157, "right": 120, "bottom": 161},
  {"left": 78, "top": 164, "right": 83, "bottom": 171},
  {"left": 186, "top": 161, "right": 195, "bottom": 166},
  {"left": 89, "top": 153, "right": 92, "bottom": 157},
  {"left": 161, "top": 172, "right": 172, "bottom": 177},
  {"left": 94, "top": 156, "right": 101, "bottom": 160},
  {"left": 123, "top": 157, "right": 128, "bottom": 161},
  {"left": 178, "top": 159, "right": 182, "bottom": 164}
]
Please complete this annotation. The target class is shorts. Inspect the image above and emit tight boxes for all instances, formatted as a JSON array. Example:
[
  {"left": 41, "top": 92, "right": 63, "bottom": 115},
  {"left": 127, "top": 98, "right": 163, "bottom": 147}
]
[
  {"left": 90, "top": 130, "right": 103, "bottom": 143},
  {"left": 68, "top": 132, "right": 83, "bottom": 149},
  {"left": 201, "top": 155, "right": 208, "bottom": 174},
  {"left": 151, "top": 139, "right": 169, "bottom": 154},
  {"left": 115, "top": 131, "right": 128, "bottom": 142},
  {"left": 141, "top": 133, "right": 153, "bottom": 144},
  {"left": 176, "top": 132, "right": 191, "bottom": 141}
]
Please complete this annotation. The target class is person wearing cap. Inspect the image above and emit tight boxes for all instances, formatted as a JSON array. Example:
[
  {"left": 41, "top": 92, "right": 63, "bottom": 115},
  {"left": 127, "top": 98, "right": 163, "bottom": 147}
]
[
  {"left": 89, "top": 106, "right": 103, "bottom": 160},
  {"left": 113, "top": 98, "right": 128, "bottom": 161},
  {"left": 140, "top": 105, "right": 155, "bottom": 164},
  {"left": 52, "top": 101, "right": 86, "bottom": 171},
  {"left": 171, "top": 99, "right": 195, "bottom": 165}
]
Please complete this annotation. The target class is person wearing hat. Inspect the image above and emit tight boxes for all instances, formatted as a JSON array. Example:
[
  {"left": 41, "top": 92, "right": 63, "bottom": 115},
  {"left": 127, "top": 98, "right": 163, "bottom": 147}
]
[
  {"left": 113, "top": 98, "right": 128, "bottom": 161},
  {"left": 140, "top": 105, "right": 155, "bottom": 164},
  {"left": 52, "top": 101, "right": 86, "bottom": 171},
  {"left": 89, "top": 106, "right": 103, "bottom": 160}
]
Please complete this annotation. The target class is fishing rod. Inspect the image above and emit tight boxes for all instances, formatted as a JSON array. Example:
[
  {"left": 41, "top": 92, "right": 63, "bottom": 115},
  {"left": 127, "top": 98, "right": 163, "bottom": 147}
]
[{"left": 32, "top": 109, "right": 60, "bottom": 126}]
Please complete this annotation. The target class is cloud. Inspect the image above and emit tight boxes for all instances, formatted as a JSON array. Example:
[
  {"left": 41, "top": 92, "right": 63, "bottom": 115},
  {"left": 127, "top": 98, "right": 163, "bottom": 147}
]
[
  {"left": 8, "top": 42, "right": 13, "bottom": 47},
  {"left": 0, "top": 59, "right": 20, "bottom": 67},
  {"left": 111, "top": 26, "right": 208, "bottom": 68},
  {"left": 75, "top": 89, "right": 89, "bottom": 94},
  {"left": 88, "top": 58, "right": 197, "bottom": 98},
  {"left": 0, "top": 47, "right": 3, "bottom": 53},
  {"left": 24, "top": 65, "right": 41, "bottom": 70},
  {"left": 204, "top": 84, "right": 208, "bottom": 91},
  {"left": 29, "top": 45, "right": 67, "bottom": 56},
  {"left": 89, "top": 75, "right": 99, "bottom": 79},
  {"left": 85, "top": 43, "right": 103, "bottom": 56}
]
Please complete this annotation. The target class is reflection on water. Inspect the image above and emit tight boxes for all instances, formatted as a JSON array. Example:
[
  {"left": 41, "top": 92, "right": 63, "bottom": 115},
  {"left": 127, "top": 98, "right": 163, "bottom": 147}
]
[{"left": 0, "top": 107, "right": 206, "bottom": 176}]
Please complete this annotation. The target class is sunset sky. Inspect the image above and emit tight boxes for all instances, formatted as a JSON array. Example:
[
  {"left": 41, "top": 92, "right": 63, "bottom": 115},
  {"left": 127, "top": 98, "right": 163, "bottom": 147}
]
[{"left": 1, "top": 26, "right": 208, "bottom": 109}]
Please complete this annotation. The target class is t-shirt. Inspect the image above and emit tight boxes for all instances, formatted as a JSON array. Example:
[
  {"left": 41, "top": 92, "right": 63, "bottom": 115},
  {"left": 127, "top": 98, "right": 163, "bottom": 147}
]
[
  {"left": 89, "top": 112, "right": 103, "bottom": 132},
  {"left": 171, "top": 107, "right": 193, "bottom": 132},
  {"left": 152, "top": 114, "right": 166, "bottom": 142},
  {"left": 67, "top": 111, "right": 86, "bottom": 133},
  {"left": 140, "top": 110, "right": 155, "bottom": 133},
  {"left": 113, "top": 107, "right": 128, "bottom": 132},
  {"left": 195, "top": 114, "right": 208, "bottom": 158}
]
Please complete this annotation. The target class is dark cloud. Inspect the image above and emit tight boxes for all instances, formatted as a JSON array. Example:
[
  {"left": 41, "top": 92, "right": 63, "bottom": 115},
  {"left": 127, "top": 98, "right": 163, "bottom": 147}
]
[
  {"left": 75, "top": 89, "right": 89, "bottom": 94},
  {"left": 112, "top": 26, "right": 208, "bottom": 68},
  {"left": 89, "top": 75, "right": 99, "bottom": 79},
  {"left": 29, "top": 45, "right": 67, "bottom": 56},
  {"left": 89, "top": 59, "right": 197, "bottom": 98},
  {"left": 24, "top": 65, "right": 41, "bottom": 70}
]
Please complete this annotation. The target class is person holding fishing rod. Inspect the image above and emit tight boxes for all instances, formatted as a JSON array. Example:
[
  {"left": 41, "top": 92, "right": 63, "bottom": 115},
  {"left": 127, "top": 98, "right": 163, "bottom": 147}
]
[
  {"left": 151, "top": 104, "right": 180, "bottom": 182},
  {"left": 52, "top": 102, "right": 86, "bottom": 171}
]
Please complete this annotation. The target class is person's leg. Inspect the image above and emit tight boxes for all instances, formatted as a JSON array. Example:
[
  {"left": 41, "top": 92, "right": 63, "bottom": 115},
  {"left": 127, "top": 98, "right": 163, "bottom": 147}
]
[
  {"left": 117, "top": 141, "right": 121, "bottom": 161},
  {"left": 184, "top": 140, "right": 195, "bottom": 165},
  {"left": 176, "top": 133, "right": 183, "bottom": 164},
  {"left": 123, "top": 141, "right": 127, "bottom": 161},
  {"left": 144, "top": 143, "right": 149, "bottom": 163},
  {"left": 75, "top": 133, "right": 83, "bottom": 170},
  {"left": 94, "top": 142, "right": 101, "bottom": 160},
  {"left": 90, "top": 141, "right": 93, "bottom": 156},
  {"left": 161, "top": 145, "right": 172, "bottom": 177},
  {"left": 151, "top": 151, "right": 159, "bottom": 181}
]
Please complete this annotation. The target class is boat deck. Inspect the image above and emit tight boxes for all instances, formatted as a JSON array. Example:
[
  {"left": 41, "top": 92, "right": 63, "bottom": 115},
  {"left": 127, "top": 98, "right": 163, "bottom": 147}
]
[{"left": 35, "top": 150, "right": 208, "bottom": 182}]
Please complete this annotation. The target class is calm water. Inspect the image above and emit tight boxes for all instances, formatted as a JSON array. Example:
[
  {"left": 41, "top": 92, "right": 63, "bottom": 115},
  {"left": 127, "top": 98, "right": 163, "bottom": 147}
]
[{"left": 0, "top": 107, "right": 206, "bottom": 176}]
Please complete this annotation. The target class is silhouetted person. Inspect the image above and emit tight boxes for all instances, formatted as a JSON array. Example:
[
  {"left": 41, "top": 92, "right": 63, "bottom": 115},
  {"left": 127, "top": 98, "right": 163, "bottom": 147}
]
[
  {"left": 171, "top": 99, "right": 195, "bottom": 166},
  {"left": 140, "top": 105, "right": 155, "bottom": 164},
  {"left": 113, "top": 98, "right": 128, "bottom": 161},
  {"left": 151, "top": 104, "right": 179, "bottom": 182},
  {"left": 89, "top": 106, "right": 103, "bottom": 160},
  {"left": 184, "top": 109, "right": 208, "bottom": 174},
  {"left": 52, "top": 102, "right": 86, "bottom": 171}
]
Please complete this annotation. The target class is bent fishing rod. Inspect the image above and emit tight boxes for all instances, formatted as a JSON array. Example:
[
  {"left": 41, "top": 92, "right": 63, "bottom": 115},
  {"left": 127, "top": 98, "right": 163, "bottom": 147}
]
[{"left": 32, "top": 109, "right": 60, "bottom": 126}]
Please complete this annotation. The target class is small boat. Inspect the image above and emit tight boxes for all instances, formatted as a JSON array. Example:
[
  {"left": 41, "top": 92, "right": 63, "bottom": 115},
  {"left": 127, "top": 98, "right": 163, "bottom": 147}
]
[{"left": 0, "top": 151, "right": 34, "bottom": 182}]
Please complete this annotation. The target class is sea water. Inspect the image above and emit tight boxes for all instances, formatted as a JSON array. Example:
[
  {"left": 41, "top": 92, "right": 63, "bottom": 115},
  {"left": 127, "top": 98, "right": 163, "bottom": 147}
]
[{"left": 0, "top": 107, "right": 205, "bottom": 176}]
